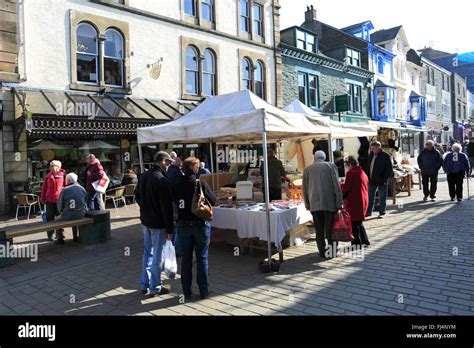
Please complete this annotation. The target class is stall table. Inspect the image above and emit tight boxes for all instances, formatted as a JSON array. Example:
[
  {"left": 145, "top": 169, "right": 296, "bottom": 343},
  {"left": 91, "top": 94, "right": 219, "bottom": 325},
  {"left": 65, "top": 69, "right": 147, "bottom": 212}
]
[{"left": 211, "top": 203, "right": 312, "bottom": 261}]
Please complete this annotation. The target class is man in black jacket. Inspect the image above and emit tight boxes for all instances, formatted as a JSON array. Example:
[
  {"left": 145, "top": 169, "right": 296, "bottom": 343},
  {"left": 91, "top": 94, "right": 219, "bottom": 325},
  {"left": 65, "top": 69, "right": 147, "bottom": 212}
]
[
  {"left": 135, "top": 151, "right": 174, "bottom": 297},
  {"left": 366, "top": 142, "right": 394, "bottom": 218},
  {"left": 417, "top": 140, "right": 443, "bottom": 201}
]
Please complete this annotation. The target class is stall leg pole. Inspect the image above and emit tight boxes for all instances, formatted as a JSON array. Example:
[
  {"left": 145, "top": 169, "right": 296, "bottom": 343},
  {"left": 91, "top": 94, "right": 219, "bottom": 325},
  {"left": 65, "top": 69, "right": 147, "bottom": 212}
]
[
  {"left": 209, "top": 141, "right": 215, "bottom": 190},
  {"left": 328, "top": 134, "right": 334, "bottom": 163},
  {"left": 262, "top": 129, "right": 273, "bottom": 269},
  {"left": 138, "top": 144, "right": 144, "bottom": 174}
]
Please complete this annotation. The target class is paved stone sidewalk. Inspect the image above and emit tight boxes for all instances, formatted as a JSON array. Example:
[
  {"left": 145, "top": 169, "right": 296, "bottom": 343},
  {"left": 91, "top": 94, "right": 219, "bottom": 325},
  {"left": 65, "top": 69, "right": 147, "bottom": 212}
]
[{"left": 0, "top": 174, "right": 473, "bottom": 316}]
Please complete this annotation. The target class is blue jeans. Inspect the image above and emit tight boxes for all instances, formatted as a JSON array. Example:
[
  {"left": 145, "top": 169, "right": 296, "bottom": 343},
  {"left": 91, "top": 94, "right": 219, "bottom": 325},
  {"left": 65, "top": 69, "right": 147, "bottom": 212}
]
[
  {"left": 87, "top": 191, "right": 103, "bottom": 211},
  {"left": 140, "top": 226, "right": 166, "bottom": 295},
  {"left": 367, "top": 184, "right": 388, "bottom": 215},
  {"left": 177, "top": 220, "right": 211, "bottom": 298}
]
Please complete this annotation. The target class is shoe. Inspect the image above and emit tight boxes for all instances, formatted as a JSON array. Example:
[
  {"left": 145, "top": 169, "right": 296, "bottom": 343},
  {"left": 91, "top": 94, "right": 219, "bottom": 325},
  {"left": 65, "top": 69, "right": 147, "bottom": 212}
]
[
  {"left": 451, "top": 198, "right": 455, "bottom": 202},
  {"left": 148, "top": 284, "right": 171, "bottom": 298},
  {"left": 457, "top": 199, "right": 462, "bottom": 203},
  {"left": 378, "top": 213, "right": 386, "bottom": 218},
  {"left": 366, "top": 213, "right": 372, "bottom": 218},
  {"left": 73, "top": 236, "right": 79, "bottom": 243},
  {"left": 54, "top": 239, "right": 65, "bottom": 245},
  {"left": 431, "top": 198, "right": 436, "bottom": 202},
  {"left": 423, "top": 196, "right": 428, "bottom": 202},
  {"left": 141, "top": 289, "right": 148, "bottom": 295},
  {"left": 200, "top": 292, "right": 209, "bottom": 300}
]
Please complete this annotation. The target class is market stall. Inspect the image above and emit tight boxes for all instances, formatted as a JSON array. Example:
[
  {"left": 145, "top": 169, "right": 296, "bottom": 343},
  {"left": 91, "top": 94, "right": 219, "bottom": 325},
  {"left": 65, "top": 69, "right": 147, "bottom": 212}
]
[{"left": 137, "top": 90, "right": 332, "bottom": 269}]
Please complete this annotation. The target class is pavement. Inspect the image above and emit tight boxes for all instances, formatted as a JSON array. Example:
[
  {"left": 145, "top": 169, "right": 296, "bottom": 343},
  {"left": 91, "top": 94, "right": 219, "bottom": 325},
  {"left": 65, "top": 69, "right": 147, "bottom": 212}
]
[{"left": 0, "top": 173, "right": 473, "bottom": 316}]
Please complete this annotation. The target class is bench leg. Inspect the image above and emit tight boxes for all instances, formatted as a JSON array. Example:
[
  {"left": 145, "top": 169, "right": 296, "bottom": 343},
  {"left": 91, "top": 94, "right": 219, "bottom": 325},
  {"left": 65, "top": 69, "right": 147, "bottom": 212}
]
[
  {"left": 0, "top": 231, "right": 15, "bottom": 268},
  {"left": 279, "top": 249, "right": 284, "bottom": 263}
]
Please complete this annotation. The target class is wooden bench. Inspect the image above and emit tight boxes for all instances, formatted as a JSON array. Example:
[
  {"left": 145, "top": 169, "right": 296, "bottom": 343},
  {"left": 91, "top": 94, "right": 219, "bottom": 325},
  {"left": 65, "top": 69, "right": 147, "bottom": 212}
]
[
  {"left": 0, "top": 213, "right": 111, "bottom": 267},
  {"left": 3, "top": 218, "right": 93, "bottom": 240}
]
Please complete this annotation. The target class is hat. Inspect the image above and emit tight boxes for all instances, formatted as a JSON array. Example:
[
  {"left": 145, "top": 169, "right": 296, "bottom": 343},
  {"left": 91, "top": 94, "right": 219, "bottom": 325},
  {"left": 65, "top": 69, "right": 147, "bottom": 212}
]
[
  {"left": 154, "top": 151, "right": 172, "bottom": 163},
  {"left": 314, "top": 151, "right": 326, "bottom": 161}
]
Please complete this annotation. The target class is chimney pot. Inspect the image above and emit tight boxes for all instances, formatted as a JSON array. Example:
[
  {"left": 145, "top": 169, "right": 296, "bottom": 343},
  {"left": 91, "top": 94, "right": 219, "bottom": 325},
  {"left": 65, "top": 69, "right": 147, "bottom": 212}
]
[{"left": 305, "top": 5, "right": 317, "bottom": 22}]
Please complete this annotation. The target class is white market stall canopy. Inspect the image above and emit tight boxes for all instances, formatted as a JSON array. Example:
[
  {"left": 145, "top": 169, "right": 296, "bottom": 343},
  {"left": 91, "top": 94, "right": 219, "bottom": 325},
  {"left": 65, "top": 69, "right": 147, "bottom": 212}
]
[
  {"left": 284, "top": 100, "right": 377, "bottom": 139},
  {"left": 137, "top": 90, "right": 332, "bottom": 145},
  {"left": 79, "top": 140, "right": 120, "bottom": 150}
]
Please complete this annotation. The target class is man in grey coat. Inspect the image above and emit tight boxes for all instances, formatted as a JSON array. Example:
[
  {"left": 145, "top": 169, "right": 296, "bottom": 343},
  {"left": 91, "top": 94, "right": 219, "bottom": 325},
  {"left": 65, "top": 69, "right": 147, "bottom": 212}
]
[
  {"left": 303, "top": 151, "right": 343, "bottom": 259},
  {"left": 56, "top": 173, "right": 88, "bottom": 244}
]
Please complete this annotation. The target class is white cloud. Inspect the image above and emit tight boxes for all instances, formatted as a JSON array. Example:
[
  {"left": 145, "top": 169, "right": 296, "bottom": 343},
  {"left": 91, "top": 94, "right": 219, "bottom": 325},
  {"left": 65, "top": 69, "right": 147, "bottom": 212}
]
[{"left": 279, "top": 0, "right": 473, "bottom": 53}]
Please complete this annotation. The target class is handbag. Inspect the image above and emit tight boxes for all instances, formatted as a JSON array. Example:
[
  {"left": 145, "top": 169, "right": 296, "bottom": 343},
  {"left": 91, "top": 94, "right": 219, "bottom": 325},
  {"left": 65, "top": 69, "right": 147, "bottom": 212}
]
[
  {"left": 331, "top": 209, "right": 354, "bottom": 242},
  {"left": 92, "top": 175, "right": 110, "bottom": 194},
  {"left": 161, "top": 240, "right": 177, "bottom": 279},
  {"left": 191, "top": 179, "right": 213, "bottom": 221}
]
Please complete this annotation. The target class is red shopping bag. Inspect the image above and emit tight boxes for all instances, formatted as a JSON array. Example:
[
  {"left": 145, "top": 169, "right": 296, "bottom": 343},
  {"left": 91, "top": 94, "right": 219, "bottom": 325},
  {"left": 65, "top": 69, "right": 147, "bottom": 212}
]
[{"left": 331, "top": 209, "right": 354, "bottom": 242}]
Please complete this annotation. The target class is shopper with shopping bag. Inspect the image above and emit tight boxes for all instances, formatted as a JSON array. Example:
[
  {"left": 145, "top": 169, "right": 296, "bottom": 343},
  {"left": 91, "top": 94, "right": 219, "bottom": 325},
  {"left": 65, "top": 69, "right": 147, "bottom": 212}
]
[
  {"left": 341, "top": 156, "right": 369, "bottom": 246},
  {"left": 303, "top": 151, "right": 343, "bottom": 259},
  {"left": 172, "top": 157, "right": 217, "bottom": 300},
  {"left": 84, "top": 154, "right": 106, "bottom": 211}
]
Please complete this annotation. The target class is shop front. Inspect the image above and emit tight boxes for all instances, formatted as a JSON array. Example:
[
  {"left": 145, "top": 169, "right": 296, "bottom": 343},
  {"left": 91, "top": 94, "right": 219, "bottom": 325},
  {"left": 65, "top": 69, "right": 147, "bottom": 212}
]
[{"left": 1, "top": 88, "right": 197, "bottom": 215}]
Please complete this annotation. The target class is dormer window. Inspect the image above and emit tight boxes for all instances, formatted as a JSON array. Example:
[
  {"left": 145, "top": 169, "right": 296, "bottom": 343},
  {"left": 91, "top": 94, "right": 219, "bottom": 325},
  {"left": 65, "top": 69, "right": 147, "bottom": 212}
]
[
  {"left": 346, "top": 48, "right": 360, "bottom": 67},
  {"left": 296, "top": 30, "right": 315, "bottom": 53}
]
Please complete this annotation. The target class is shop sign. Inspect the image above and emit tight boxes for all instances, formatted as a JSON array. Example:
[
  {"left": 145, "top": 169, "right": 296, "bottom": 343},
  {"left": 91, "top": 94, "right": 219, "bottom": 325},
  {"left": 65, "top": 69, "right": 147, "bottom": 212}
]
[{"left": 335, "top": 95, "right": 349, "bottom": 112}]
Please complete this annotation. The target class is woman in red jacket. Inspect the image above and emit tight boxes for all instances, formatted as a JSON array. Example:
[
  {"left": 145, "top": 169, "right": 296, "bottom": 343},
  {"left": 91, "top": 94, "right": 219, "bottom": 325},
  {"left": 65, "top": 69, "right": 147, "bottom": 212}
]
[
  {"left": 341, "top": 156, "right": 370, "bottom": 246},
  {"left": 40, "top": 160, "right": 66, "bottom": 243}
]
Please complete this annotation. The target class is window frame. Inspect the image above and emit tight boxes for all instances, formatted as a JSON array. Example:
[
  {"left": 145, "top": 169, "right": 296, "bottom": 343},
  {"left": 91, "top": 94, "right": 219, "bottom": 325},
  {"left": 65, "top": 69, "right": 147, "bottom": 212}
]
[
  {"left": 377, "top": 56, "right": 384, "bottom": 75},
  {"left": 70, "top": 11, "right": 130, "bottom": 94},
  {"left": 296, "top": 29, "right": 316, "bottom": 53},
  {"left": 238, "top": 50, "right": 268, "bottom": 101},
  {"left": 254, "top": 59, "right": 266, "bottom": 99},
  {"left": 297, "top": 71, "right": 319, "bottom": 109},
  {"left": 76, "top": 22, "right": 100, "bottom": 86},
  {"left": 252, "top": 3, "right": 263, "bottom": 38},
  {"left": 184, "top": 0, "right": 197, "bottom": 17},
  {"left": 202, "top": 49, "right": 216, "bottom": 96},
  {"left": 345, "top": 47, "right": 361, "bottom": 68},
  {"left": 347, "top": 83, "right": 362, "bottom": 113},
  {"left": 103, "top": 28, "right": 125, "bottom": 88},
  {"left": 238, "top": 0, "right": 266, "bottom": 43},
  {"left": 185, "top": 45, "right": 200, "bottom": 96}
]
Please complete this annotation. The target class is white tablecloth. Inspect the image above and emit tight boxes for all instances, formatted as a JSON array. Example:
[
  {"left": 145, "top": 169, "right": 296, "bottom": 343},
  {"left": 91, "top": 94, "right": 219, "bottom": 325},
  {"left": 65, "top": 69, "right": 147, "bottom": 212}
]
[{"left": 211, "top": 204, "right": 313, "bottom": 248}]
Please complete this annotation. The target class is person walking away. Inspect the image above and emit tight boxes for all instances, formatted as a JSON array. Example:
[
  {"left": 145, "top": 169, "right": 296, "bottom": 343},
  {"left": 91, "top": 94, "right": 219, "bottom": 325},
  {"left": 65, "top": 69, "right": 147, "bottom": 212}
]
[
  {"left": 443, "top": 143, "right": 470, "bottom": 203},
  {"left": 417, "top": 140, "right": 443, "bottom": 202},
  {"left": 303, "top": 151, "right": 343, "bottom": 259},
  {"left": 366, "top": 142, "right": 394, "bottom": 218},
  {"left": 40, "top": 160, "right": 65, "bottom": 243},
  {"left": 84, "top": 154, "right": 105, "bottom": 211},
  {"left": 55, "top": 173, "right": 87, "bottom": 244},
  {"left": 172, "top": 157, "right": 217, "bottom": 300},
  {"left": 135, "top": 151, "right": 174, "bottom": 297},
  {"left": 466, "top": 138, "right": 474, "bottom": 177},
  {"left": 167, "top": 156, "right": 184, "bottom": 256},
  {"left": 260, "top": 148, "right": 286, "bottom": 201},
  {"left": 197, "top": 162, "right": 211, "bottom": 178},
  {"left": 341, "top": 156, "right": 370, "bottom": 246}
]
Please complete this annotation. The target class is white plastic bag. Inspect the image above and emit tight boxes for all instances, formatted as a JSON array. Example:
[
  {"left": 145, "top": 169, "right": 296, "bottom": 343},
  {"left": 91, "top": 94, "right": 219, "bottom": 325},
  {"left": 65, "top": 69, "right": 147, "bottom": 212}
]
[{"left": 162, "top": 240, "right": 177, "bottom": 279}]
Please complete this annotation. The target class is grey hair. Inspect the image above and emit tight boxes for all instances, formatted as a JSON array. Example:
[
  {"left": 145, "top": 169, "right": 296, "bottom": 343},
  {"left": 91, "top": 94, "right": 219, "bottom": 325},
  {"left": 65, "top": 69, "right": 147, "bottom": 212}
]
[
  {"left": 314, "top": 150, "right": 326, "bottom": 161},
  {"left": 50, "top": 160, "right": 62, "bottom": 168},
  {"left": 425, "top": 140, "right": 435, "bottom": 146},
  {"left": 200, "top": 162, "right": 205, "bottom": 168},
  {"left": 452, "top": 143, "right": 462, "bottom": 153},
  {"left": 66, "top": 173, "right": 78, "bottom": 184}
]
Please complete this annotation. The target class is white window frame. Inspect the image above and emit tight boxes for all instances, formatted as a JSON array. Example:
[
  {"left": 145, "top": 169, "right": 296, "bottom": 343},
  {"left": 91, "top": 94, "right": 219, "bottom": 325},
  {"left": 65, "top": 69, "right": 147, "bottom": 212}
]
[
  {"left": 103, "top": 28, "right": 124, "bottom": 88},
  {"left": 76, "top": 23, "right": 99, "bottom": 86}
]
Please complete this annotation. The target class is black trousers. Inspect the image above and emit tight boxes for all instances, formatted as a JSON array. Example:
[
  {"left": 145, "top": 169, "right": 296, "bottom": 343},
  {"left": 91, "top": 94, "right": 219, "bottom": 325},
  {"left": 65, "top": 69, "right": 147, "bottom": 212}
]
[
  {"left": 45, "top": 202, "right": 60, "bottom": 239},
  {"left": 447, "top": 172, "right": 464, "bottom": 200},
  {"left": 263, "top": 187, "right": 282, "bottom": 201},
  {"left": 351, "top": 221, "right": 370, "bottom": 246},
  {"left": 312, "top": 211, "right": 337, "bottom": 258},
  {"left": 421, "top": 173, "right": 438, "bottom": 198}
]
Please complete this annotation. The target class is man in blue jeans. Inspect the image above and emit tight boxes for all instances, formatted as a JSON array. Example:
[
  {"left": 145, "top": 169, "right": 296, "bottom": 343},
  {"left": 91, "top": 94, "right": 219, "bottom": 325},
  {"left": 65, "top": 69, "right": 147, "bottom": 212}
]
[
  {"left": 135, "top": 151, "right": 174, "bottom": 298},
  {"left": 366, "top": 142, "right": 394, "bottom": 218}
]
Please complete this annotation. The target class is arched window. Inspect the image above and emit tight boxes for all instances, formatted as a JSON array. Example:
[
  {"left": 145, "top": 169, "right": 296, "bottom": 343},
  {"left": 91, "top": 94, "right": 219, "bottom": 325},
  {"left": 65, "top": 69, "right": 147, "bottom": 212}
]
[
  {"left": 242, "top": 58, "right": 252, "bottom": 90},
  {"left": 185, "top": 46, "right": 199, "bottom": 95},
  {"left": 76, "top": 23, "right": 98, "bottom": 84},
  {"left": 104, "top": 28, "right": 124, "bottom": 87},
  {"left": 377, "top": 56, "right": 384, "bottom": 74},
  {"left": 203, "top": 50, "right": 216, "bottom": 96},
  {"left": 254, "top": 60, "right": 265, "bottom": 99}
]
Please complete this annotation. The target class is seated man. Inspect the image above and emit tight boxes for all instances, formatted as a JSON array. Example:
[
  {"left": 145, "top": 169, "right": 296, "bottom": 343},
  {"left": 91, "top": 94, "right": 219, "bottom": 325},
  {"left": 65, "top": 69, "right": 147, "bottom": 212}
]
[{"left": 56, "top": 173, "right": 88, "bottom": 244}]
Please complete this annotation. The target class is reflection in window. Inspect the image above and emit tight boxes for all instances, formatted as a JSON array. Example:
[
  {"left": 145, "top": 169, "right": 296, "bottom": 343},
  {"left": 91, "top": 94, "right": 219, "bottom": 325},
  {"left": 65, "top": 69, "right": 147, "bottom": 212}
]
[
  {"left": 377, "top": 89, "right": 385, "bottom": 115},
  {"left": 254, "top": 60, "right": 265, "bottom": 99},
  {"left": 240, "top": 0, "right": 250, "bottom": 33},
  {"left": 76, "top": 23, "right": 98, "bottom": 84},
  {"left": 104, "top": 29, "right": 124, "bottom": 87},
  {"left": 252, "top": 4, "right": 263, "bottom": 37},
  {"left": 185, "top": 46, "right": 199, "bottom": 95},
  {"left": 298, "top": 73, "right": 306, "bottom": 104},
  {"left": 203, "top": 50, "right": 216, "bottom": 96},
  {"left": 308, "top": 75, "right": 318, "bottom": 107},
  {"left": 377, "top": 56, "right": 384, "bottom": 74},
  {"left": 242, "top": 58, "right": 252, "bottom": 90},
  {"left": 184, "top": 0, "right": 197, "bottom": 16},
  {"left": 202, "top": 0, "right": 213, "bottom": 22}
]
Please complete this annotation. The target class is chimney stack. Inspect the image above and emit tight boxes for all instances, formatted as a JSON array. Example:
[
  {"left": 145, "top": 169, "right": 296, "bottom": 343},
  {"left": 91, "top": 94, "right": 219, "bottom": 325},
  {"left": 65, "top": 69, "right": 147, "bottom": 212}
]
[{"left": 305, "top": 4, "right": 317, "bottom": 23}]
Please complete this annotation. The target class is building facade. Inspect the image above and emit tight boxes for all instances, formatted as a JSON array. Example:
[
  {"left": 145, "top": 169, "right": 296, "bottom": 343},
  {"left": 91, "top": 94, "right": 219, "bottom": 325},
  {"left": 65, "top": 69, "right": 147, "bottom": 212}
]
[
  {"left": 0, "top": 0, "right": 281, "bottom": 215},
  {"left": 420, "top": 57, "right": 452, "bottom": 144},
  {"left": 280, "top": 25, "right": 373, "bottom": 121},
  {"left": 451, "top": 73, "right": 469, "bottom": 142}
]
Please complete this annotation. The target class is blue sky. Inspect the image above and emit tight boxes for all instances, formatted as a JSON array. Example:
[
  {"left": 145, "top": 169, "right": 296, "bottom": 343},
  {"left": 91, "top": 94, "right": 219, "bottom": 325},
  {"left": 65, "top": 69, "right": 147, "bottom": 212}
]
[{"left": 279, "top": 0, "right": 473, "bottom": 54}]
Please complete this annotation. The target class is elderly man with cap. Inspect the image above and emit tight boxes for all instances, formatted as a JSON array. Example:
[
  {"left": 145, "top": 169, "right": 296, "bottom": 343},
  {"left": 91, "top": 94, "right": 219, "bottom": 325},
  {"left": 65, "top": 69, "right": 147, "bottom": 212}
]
[
  {"left": 135, "top": 151, "right": 174, "bottom": 297},
  {"left": 303, "top": 151, "right": 343, "bottom": 259}
]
